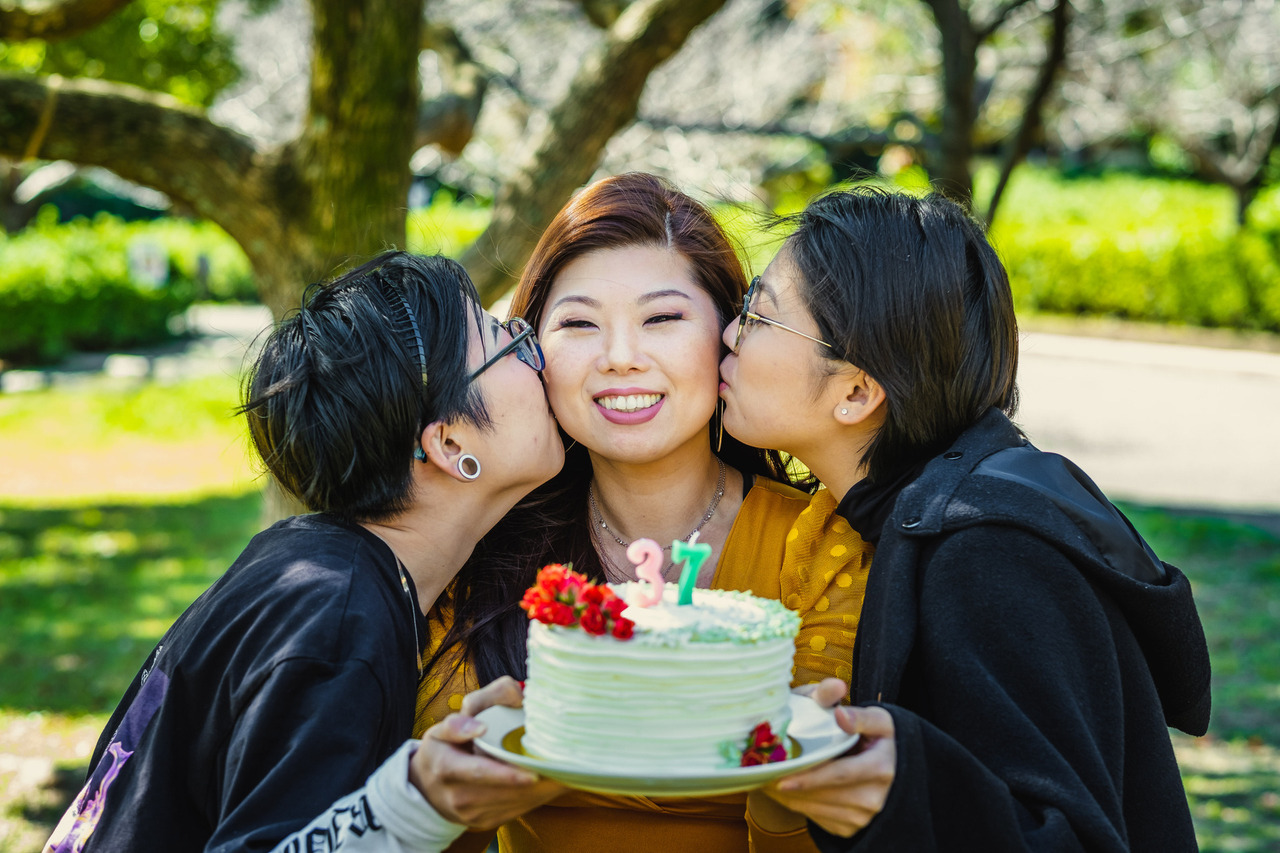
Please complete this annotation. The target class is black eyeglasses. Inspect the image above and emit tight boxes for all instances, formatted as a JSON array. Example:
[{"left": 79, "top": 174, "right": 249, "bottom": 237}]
[
  {"left": 734, "top": 276, "right": 833, "bottom": 352},
  {"left": 468, "top": 316, "right": 545, "bottom": 381}
]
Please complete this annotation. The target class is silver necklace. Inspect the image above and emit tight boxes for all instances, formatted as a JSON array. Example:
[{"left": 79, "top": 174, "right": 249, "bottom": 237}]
[
  {"left": 588, "top": 457, "right": 727, "bottom": 553},
  {"left": 396, "top": 560, "right": 424, "bottom": 680}
]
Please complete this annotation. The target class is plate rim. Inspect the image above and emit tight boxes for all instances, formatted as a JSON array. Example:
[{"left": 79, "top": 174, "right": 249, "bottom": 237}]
[{"left": 472, "top": 693, "right": 857, "bottom": 796}]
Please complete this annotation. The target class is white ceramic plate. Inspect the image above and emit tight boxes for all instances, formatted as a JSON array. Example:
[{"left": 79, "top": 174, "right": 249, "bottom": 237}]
[{"left": 472, "top": 693, "right": 859, "bottom": 797}]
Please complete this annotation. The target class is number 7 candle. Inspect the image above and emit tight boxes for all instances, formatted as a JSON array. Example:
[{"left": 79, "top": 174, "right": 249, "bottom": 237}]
[{"left": 670, "top": 531, "right": 712, "bottom": 606}]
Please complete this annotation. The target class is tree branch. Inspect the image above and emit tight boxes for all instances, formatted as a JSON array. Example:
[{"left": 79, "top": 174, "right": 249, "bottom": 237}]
[
  {"left": 0, "top": 74, "right": 262, "bottom": 223},
  {"left": 462, "top": 0, "right": 729, "bottom": 304},
  {"left": 418, "top": 21, "right": 490, "bottom": 156},
  {"left": 0, "top": 0, "right": 132, "bottom": 41},
  {"left": 975, "top": 0, "right": 1036, "bottom": 43},
  {"left": 985, "top": 0, "right": 1071, "bottom": 225}
]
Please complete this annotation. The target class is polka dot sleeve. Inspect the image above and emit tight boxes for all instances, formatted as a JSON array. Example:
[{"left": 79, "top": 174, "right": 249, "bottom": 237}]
[
  {"left": 413, "top": 591, "right": 479, "bottom": 737},
  {"left": 779, "top": 488, "right": 873, "bottom": 692}
]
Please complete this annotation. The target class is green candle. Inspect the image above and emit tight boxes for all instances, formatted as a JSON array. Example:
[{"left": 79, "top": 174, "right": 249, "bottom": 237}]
[{"left": 671, "top": 531, "right": 712, "bottom": 606}]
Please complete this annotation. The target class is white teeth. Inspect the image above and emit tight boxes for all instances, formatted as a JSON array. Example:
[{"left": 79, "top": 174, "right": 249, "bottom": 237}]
[{"left": 597, "top": 394, "right": 663, "bottom": 413}]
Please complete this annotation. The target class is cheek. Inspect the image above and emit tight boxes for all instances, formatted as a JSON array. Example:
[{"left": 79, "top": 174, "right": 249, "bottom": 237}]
[{"left": 686, "top": 328, "right": 726, "bottom": 386}]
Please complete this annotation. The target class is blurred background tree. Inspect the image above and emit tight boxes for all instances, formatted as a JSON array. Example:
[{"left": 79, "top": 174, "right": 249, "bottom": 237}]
[{"left": 1, "top": 0, "right": 1278, "bottom": 313}]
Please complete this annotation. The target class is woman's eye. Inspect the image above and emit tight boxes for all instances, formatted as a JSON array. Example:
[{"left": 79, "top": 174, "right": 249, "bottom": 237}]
[
  {"left": 645, "top": 312, "right": 683, "bottom": 325},
  {"left": 556, "top": 318, "right": 596, "bottom": 330},
  {"left": 744, "top": 315, "right": 763, "bottom": 328}
]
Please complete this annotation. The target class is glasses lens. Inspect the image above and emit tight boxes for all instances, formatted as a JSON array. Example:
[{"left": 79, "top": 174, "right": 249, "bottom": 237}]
[{"left": 508, "top": 317, "right": 544, "bottom": 371}]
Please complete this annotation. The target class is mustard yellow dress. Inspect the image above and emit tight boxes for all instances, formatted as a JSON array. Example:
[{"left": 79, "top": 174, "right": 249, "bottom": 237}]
[{"left": 415, "top": 479, "right": 872, "bottom": 853}]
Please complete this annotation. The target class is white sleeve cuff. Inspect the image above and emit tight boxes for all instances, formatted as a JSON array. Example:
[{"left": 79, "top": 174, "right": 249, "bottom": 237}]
[{"left": 365, "top": 740, "right": 468, "bottom": 850}]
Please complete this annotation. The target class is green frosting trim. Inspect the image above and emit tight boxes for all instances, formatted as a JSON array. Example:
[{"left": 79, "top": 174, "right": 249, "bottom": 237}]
[{"left": 627, "top": 587, "right": 802, "bottom": 646}]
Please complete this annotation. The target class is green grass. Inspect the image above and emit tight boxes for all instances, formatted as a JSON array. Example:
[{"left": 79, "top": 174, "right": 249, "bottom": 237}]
[
  {"left": 0, "top": 495, "right": 262, "bottom": 715},
  {"left": 1121, "top": 506, "right": 1280, "bottom": 744}
]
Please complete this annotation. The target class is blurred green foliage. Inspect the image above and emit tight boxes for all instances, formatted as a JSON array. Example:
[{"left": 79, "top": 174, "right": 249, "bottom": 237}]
[
  {"left": 986, "top": 169, "right": 1280, "bottom": 332},
  {"left": 0, "top": 208, "right": 254, "bottom": 364},
  {"left": 0, "top": 0, "right": 238, "bottom": 107}
]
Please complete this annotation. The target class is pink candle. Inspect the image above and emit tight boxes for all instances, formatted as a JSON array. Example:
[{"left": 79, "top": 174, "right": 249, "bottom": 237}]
[{"left": 626, "top": 538, "right": 665, "bottom": 607}]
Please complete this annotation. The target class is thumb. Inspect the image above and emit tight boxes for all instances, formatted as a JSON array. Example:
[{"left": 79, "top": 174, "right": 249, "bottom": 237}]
[
  {"left": 425, "top": 713, "right": 487, "bottom": 745},
  {"left": 806, "top": 677, "right": 849, "bottom": 709},
  {"left": 835, "top": 705, "right": 895, "bottom": 739}
]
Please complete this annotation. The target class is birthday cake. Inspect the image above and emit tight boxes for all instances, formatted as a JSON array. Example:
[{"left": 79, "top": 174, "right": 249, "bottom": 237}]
[{"left": 519, "top": 555, "right": 800, "bottom": 773}]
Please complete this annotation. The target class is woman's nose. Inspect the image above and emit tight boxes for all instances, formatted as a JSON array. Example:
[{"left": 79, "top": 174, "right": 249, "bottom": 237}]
[
  {"left": 722, "top": 317, "right": 740, "bottom": 350},
  {"left": 601, "top": 326, "right": 646, "bottom": 372}
]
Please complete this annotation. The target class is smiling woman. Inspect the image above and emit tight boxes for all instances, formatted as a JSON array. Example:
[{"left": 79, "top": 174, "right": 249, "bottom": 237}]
[{"left": 413, "top": 173, "right": 876, "bottom": 853}]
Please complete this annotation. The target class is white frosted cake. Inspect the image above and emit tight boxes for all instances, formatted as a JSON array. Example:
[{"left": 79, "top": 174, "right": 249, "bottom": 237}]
[{"left": 520, "top": 571, "right": 800, "bottom": 773}]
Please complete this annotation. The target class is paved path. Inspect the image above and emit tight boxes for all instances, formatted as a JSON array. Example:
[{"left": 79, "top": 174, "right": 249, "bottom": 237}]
[{"left": 1016, "top": 332, "right": 1280, "bottom": 516}]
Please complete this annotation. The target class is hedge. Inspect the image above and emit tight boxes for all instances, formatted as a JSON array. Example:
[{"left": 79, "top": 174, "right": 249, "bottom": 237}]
[
  {"left": 986, "top": 170, "right": 1280, "bottom": 333},
  {"left": 0, "top": 209, "right": 254, "bottom": 365}
]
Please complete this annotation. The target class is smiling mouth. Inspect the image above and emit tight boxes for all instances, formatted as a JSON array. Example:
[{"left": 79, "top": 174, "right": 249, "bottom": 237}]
[{"left": 595, "top": 393, "right": 664, "bottom": 413}]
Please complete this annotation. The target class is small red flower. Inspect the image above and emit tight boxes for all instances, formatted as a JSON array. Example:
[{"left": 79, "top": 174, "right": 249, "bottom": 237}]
[
  {"left": 580, "top": 604, "right": 606, "bottom": 635},
  {"left": 739, "top": 721, "right": 788, "bottom": 767},
  {"left": 550, "top": 601, "right": 576, "bottom": 626},
  {"left": 580, "top": 585, "right": 606, "bottom": 606},
  {"left": 539, "top": 563, "right": 568, "bottom": 588},
  {"left": 611, "top": 617, "right": 635, "bottom": 640}
]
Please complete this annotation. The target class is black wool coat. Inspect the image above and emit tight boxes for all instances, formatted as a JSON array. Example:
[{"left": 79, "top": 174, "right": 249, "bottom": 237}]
[{"left": 812, "top": 408, "right": 1211, "bottom": 852}]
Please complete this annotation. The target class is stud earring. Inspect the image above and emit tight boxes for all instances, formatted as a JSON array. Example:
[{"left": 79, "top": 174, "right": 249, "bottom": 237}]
[
  {"left": 840, "top": 408, "right": 849, "bottom": 415},
  {"left": 456, "top": 453, "right": 481, "bottom": 481},
  {"left": 413, "top": 446, "right": 427, "bottom": 462}
]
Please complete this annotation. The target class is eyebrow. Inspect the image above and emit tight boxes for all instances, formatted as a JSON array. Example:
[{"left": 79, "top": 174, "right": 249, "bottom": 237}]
[
  {"left": 548, "top": 289, "right": 693, "bottom": 312},
  {"left": 755, "top": 279, "right": 776, "bottom": 307},
  {"left": 637, "top": 288, "right": 693, "bottom": 305}
]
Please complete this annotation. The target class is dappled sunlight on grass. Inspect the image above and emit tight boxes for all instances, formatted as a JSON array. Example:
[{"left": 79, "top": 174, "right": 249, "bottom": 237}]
[
  {"left": 0, "top": 494, "right": 263, "bottom": 715},
  {"left": 1122, "top": 505, "right": 1280, "bottom": 745},
  {"left": 1175, "top": 734, "right": 1280, "bottom": 852}
]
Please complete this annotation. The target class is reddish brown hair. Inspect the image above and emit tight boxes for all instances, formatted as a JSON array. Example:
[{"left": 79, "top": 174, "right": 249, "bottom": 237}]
[{"left": 510, "top": 172, "right": 746, "bottom": 330}]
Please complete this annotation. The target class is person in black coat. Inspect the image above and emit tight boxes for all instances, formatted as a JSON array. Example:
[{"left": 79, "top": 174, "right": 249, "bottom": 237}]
[
  {"left": 717, "top": 188, "right": 1211, "bottom": 851},
  {"left": 45, "top": 253, "right": 567, "bottom": 852}
]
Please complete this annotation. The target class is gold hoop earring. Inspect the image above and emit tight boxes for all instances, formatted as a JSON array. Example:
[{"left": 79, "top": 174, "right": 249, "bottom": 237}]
[{"left": 715, "top": 399, "right": 726, "bottom": 453}]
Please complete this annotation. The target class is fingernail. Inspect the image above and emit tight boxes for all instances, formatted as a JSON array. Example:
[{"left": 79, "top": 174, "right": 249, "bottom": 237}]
[
  {"left": 460, "top": 719, "right": 485, "bottom": 736},
  {"left": 778, "top": 779, "right": 798, "bottom": 792}
]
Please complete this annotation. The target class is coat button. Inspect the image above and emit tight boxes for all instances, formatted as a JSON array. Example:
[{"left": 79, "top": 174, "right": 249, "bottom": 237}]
[
  {"left": 902, "top": 517, "right": 921, "bottom": 528},
  {"left": 944, "top": 451, "right": 963, "bottom": 460}
]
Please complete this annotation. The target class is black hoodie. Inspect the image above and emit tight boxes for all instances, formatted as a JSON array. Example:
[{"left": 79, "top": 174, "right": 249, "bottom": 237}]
[{"left": 813, "top": 408, "right": 1211, "bottom": 852}]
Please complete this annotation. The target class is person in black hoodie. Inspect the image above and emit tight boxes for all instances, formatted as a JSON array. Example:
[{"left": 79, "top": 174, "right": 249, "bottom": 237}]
[
  {"left": 45, "top": 252, "right": 567, "bottom": 852},
  {"left": 717, "top": 188, "right": 1211, "bottom": 851}
]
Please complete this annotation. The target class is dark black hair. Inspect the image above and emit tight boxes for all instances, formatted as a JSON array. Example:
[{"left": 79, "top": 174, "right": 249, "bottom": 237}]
[
  {"left": 785, "top": 187, "right": 1019, "bottom": 484},
  {"left": 240, "top": 251, "right": 489, "bottom": 522}
]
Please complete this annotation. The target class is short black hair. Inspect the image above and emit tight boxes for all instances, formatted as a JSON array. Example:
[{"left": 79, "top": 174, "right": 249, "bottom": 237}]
[
  {"left": 240, "top": 252, "right": 490, "bottom": 521},
  {"left": 785, "top": 187, "right": 1019, "bottom": 483}
]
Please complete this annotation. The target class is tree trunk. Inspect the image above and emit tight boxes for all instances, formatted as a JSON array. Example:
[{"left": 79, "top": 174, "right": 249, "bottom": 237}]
[
  {"left": 923, "top": 0, "right": 979, "bottom": 206},
  {"left": 463, "top": 0, "right": 729, "bottom": 306}
]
